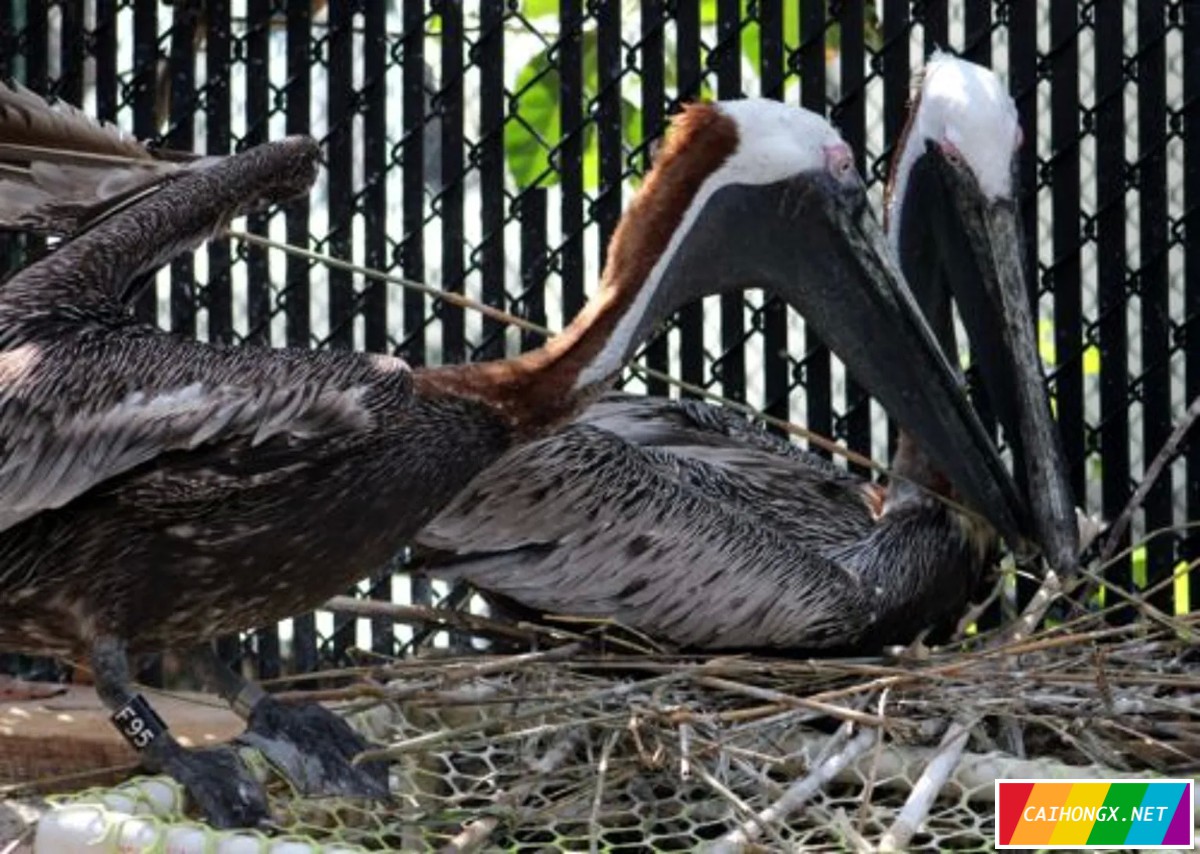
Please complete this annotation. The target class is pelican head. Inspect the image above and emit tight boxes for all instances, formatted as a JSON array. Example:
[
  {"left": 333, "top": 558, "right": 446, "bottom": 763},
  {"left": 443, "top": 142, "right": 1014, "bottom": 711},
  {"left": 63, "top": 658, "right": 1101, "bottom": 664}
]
[{"left": 887, "top": 53, "right": 1079, "bottom": 575}]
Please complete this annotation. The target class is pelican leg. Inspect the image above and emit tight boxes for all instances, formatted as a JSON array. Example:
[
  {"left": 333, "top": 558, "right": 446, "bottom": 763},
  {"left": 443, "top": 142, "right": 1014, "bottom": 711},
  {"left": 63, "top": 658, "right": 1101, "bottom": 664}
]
[
  {"left": 90, "top": 637, "right": 269, "bottom": 829},
  {"left": 190, "top": 645, "right": 390, "bottom": 801}
]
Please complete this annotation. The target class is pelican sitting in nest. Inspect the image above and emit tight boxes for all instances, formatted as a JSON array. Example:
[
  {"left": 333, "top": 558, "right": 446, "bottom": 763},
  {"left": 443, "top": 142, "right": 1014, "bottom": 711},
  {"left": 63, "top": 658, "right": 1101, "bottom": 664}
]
[
  {"left": 413, "top": 54, "right": 1079, "bottom": 650},
  {"left": 0, "top": 83, "right": 1029, "bottom": 826}
]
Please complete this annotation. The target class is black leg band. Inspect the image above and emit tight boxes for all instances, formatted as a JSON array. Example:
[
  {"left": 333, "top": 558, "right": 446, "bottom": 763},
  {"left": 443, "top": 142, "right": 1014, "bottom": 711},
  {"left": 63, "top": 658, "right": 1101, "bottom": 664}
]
[{"left": 111, "top": 693, "right": 168, "bottom": 751}]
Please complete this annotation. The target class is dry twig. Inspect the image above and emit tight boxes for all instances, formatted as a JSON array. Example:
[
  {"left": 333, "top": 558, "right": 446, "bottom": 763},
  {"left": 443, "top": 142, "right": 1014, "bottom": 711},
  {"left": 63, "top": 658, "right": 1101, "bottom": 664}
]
[
  {"left": 878, "top": 718, "right": 975, "bottom": 851},
  {"left": 709, "top": 725, "right": 878, "bottom": 853}
]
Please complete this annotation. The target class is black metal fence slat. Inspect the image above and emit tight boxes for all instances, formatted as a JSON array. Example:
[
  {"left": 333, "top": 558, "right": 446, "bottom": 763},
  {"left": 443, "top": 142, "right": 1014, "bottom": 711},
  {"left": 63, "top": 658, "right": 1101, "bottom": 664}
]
[
  {"left": 167, "top": 5, "right": 197, "bottom": 340},
  {"left": 559, "top": 0, "right": 585, "bottom": 320},
  {"left": 477, "top": 0, "right": 505, "bottom": 362},
  {"left": 433, "top": 0, "right": 467, "bottom": 667},
  {"left": 1096, "top": 3, "right": 1134, "bottom": 611},
  {"left": 962, "top": 2, "right": 991, "bottom": 65},
  {"left": 596, "top": 1, "right": 623, "bottom": 260},
  {"left": 674, "top": 0, "right": 705, "bottom": 395},
  {"left": 798, "top": 0, "right": 830, "bottom": 456},
  {"left": 922, "top": 0, "right": 947, "bottom": 55},
  {"left": 1184, "top": 0, "right": 1200, "bottom": 610},
  {"left": 24, "top": 2, "right": 46, "bottom": 97},
  {"left": 206, "top": 0, "right": 234, "bottom": 345},
  {"left": 1050, "top": 3, "right": 1085, "bottom": 508},
  {"left": 321, "top": 8, "right": 357, "bottom": 657},
  {"left": 56, "top": 0, "right": 83, "bottom": 103},
  {"left": 285, "top": 0, "right": 312, "bottom": 350},
  {"left": 400, "top": 0, "right": 426, "bottom": 368},
  {"left": 838, "top": 0, "right": 871, "bottom": 473},
  {"left": 326, "top": 0, "right": 355, "bottom": 357},
  {"left": 1137, "top": 0, "right": 1174, "bottom": 612},
  {"left": 758, "top": 0, "right": 788, "bottom": 427},
  {"left": 131, "top": 0, "right": 157, "bottom": 324},
  {"left": 243, "top": 0, "right": 273, "bottom": 348},
  {"left": 94, "top": 0, "right": 118, "bottom": 119},
  {"left": 439, "top": 0, "right": 464, "bottom": 366},
  {"left": 0, "top": 1, "right": 13, "bottom": 281},
  {"left": 362, "top": 0, "right": 388, "bottom": 356},
  {"left": 16, "top": 3, "right": 48, "bottom": 274},
  {"left": 518, "top": 189, "right": 548, "bottom": 354},
  {"left": 639, "top": 0, "right": 669, "bottom": 397},
  {"left": 881, "top": 0, "right": 909, "bottom": 182},
  {"left": 1010, "top": 0, "right": 1040, "bottom": 314},
  {"left": 716, "top": 0, "right": 745, "bottom": 404},
  {"left": 0, "top": 2, "right": 12, "bottom": 82}
]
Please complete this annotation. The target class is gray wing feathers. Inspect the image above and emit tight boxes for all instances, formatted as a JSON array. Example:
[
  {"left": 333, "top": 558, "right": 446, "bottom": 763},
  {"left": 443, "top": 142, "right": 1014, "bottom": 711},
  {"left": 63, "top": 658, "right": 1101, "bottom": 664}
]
[
  {"left": 419, "top": 425, "right": 871, "bottom": 648},
  {"left": 580, "top": 393, "right": 854, "bottom": 478},
  {"left": 0, "top": 340, "right": 407, "bottom": 534},
  {"left": 420, "top": 393, "right": 872, "bottom": 557}
]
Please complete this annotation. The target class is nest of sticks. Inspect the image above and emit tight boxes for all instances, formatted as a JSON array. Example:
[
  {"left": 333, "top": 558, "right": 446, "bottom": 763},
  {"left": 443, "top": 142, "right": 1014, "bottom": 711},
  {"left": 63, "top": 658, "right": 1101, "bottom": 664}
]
[
  {"left": 189, "top": 550, "right": 1190, "bottom": 853},
  {"left": 5, "top": 549, "right": 1197, "bottom": 851}
]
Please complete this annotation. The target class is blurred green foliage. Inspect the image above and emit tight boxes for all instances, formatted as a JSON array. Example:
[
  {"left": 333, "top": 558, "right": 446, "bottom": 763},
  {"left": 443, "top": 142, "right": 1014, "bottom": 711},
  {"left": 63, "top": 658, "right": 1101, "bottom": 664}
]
[{"left": 505, "top": 1, "right": 880, "bottom": 189}]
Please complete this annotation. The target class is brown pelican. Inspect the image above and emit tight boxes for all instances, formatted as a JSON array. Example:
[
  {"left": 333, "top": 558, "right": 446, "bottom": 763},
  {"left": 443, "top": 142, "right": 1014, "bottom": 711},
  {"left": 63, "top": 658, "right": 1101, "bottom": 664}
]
[
  {"left": 414, "top": 54, "right": 1079, "bottom": 650},
  {"left": 0, "top": 86, "right": 1025, "bottom": 826}
]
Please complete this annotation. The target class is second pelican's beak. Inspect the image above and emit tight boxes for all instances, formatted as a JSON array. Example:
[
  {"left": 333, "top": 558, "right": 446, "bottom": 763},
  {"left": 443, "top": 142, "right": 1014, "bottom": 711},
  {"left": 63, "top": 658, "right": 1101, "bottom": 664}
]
[{"left": 898, "top": 141, "right": 1079, "bottom": 575}]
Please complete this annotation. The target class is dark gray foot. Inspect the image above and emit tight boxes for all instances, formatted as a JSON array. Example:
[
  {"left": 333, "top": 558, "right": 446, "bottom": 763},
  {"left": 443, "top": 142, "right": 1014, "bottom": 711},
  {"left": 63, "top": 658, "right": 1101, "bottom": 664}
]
[
  {"left": 237, "top": 697, "right": 389, "bottom": 800},
  {"left": 144, "top": 738, "right": 269, "bottom": 829}
]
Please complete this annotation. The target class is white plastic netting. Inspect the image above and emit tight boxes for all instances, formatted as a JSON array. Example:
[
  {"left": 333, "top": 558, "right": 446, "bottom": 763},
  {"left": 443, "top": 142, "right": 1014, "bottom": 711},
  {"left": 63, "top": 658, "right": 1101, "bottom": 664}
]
[{"left": 21, "top": 607, "right": 1199, "bottom": 853}]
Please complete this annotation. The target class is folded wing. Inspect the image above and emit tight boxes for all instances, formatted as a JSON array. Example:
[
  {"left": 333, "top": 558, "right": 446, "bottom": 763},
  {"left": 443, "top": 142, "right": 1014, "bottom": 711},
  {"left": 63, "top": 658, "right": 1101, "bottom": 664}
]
[
  {"left": 0, "top": 337, "right": 411, "bottom": 534},
  {"left": 417, "top": 395, "right": 878, "bottom": 648}
]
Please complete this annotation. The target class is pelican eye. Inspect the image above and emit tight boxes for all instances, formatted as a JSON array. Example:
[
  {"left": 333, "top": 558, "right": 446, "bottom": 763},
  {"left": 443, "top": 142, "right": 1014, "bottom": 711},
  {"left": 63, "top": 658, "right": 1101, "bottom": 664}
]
[
  {"left": 939, "top": 138, "right": 964, "bottom": 167},
  {"left": 823, "top": 142, "right": 855, "bottom": 180}
]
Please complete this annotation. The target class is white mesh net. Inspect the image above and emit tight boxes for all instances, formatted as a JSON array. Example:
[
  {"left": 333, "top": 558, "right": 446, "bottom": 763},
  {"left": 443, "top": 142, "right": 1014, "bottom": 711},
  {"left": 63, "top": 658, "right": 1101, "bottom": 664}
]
[{"left": 24, "top": 611, "right": 1198, "bottom": 853}]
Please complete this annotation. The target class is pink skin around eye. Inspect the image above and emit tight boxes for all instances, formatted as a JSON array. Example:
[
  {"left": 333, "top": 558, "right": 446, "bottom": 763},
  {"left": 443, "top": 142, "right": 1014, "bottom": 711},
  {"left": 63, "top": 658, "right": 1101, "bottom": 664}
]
[
  {"left": 823, "top": 142, "right": 854, "bottom": 178},
  {"left": 938, "top": 138, "right": 963, "bottom": 162}
]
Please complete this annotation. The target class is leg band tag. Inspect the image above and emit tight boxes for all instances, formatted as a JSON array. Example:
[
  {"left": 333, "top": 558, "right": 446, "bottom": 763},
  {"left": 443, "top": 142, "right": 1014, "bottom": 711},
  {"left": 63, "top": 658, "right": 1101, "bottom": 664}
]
[{"left": 111, "top": 693, "right": 168, "bottom": 751}]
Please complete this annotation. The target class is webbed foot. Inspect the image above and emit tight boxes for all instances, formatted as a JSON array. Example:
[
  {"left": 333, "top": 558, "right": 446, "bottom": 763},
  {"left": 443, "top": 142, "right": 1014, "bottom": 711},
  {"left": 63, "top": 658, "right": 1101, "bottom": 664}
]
[
  {"left": 237, "top": 696, "right": 389, "bottom": 800},
  {"left": 144, "top": 738, "right": 269, "bottom": 829}
]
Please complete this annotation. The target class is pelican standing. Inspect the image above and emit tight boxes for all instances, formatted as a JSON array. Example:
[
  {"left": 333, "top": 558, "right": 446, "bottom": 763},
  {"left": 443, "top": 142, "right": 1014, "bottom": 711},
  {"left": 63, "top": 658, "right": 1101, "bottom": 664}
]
[{"left": 0, "top": 88, "right": 1023, "bottom": 826}]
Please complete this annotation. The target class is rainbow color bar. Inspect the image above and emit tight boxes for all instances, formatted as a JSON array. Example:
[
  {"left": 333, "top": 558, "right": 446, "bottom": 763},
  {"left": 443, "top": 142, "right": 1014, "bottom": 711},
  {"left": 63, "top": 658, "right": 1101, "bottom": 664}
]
[{"left": 996, "top": 779, "right": 1194, "bottom": 849}]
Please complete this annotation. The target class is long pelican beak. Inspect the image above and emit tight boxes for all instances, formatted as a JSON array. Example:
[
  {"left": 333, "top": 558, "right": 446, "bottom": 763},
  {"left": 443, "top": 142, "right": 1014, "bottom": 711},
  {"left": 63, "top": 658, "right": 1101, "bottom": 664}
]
[
  {"left": 653, "top": 168, "right": 1029, "bottom": 548},
  {"left": 897, "top": 141, "right": 1079, "bottom": 575}
]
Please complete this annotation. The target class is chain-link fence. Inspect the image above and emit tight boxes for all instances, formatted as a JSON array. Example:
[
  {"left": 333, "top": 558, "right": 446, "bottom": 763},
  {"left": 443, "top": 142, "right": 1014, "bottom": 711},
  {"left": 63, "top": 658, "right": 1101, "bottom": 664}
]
[{"left": 0, "top": 0, "right": 1195, "bottom": 680}]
